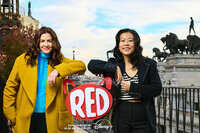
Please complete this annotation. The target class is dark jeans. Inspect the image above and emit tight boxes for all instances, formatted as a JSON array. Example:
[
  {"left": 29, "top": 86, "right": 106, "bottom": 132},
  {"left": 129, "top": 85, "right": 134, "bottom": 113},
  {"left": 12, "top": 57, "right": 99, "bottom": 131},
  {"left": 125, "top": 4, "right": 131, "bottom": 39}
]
[
  {"left": 117, "top": 101, "right": 151, "bottom": 133},
  {"left": 30, "top": 113, "right": 47, "bottom": 133}
]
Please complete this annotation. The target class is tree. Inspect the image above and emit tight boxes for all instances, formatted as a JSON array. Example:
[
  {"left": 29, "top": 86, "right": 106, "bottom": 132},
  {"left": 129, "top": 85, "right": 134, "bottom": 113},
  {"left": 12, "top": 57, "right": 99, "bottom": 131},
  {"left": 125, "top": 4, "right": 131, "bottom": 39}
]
[{"left": 0, "top": 25, "right": 37, "bottom": 83}]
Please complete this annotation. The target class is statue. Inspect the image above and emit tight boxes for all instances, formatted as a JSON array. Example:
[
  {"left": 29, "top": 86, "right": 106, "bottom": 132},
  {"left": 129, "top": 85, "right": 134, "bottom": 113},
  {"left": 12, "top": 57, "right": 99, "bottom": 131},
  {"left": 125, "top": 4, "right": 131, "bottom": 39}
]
[
  {"left": 28, "top": 1, "right": 31, "bottom": 17},
  {"left": 152, "top": 47, "right": 168, "bottom": 62},
  {"left": 187, "top": 35, "right": 200, "bottom": 54},
  {"left": 189, "top": 17, "right": 196, "bottom": 35},
  {"left": 161, "top": 33, "right": 189, "bottom": 54}
]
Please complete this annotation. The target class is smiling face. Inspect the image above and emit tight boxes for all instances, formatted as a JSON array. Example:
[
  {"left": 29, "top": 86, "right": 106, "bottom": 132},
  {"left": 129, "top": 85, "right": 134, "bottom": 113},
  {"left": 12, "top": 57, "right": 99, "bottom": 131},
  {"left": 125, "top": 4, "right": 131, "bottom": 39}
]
[
  {"left": 39, "top": 33, "right": 53, "bottom": 54},
  {"left": 119, "top": 32, "right": 135, "bottom": 58}
]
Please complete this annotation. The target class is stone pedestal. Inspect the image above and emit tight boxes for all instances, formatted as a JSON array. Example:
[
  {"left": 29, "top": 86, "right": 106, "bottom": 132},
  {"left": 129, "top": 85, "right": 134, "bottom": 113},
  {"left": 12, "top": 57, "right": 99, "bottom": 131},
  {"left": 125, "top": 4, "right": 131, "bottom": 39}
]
[{"left": 157, "top": 54, "right": 200, "bottom": 87}]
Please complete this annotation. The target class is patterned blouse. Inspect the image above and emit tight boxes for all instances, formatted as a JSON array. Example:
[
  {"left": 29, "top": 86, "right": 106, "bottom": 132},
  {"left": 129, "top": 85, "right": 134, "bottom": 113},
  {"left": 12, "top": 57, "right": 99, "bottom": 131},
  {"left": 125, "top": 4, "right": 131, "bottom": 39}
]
[{"left": 119, "top": 71, "right": 139, "bottom": 100}]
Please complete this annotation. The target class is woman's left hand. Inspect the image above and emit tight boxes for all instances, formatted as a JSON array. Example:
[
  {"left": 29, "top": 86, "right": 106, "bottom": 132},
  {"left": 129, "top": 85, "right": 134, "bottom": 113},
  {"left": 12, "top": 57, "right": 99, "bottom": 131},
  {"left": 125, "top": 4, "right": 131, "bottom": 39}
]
[
  {"left": 47, "top": 69, "right": 59, "bottom": 86},
  {"left": 121, "top": 80, "right": 131, "bottom": 91}
]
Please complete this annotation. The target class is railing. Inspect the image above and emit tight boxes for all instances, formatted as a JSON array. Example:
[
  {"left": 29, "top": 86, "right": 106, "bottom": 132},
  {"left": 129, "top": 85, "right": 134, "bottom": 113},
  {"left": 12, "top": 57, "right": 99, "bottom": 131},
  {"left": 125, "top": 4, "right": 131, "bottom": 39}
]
[
  {"left": 73, "top": 87, "right": 200, "bottom": 133},
  {"left": 156, "top": 87, "right": 200, "bottom": 133}
]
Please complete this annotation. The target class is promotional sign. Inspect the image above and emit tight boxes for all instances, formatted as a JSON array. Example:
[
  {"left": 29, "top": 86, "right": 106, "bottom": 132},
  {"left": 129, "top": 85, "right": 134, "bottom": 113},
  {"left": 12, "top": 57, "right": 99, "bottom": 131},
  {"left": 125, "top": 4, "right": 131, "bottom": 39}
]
[{"left": 63, "top": 77, "right": 113, "bottom": 121}]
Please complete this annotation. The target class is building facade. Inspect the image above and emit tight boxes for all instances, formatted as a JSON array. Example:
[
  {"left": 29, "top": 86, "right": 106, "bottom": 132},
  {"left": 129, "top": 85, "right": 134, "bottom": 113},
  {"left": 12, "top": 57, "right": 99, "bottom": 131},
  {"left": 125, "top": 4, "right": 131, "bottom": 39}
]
[
  {"left": 156, "top": 54, "right": 200, "bottom": 133},
  {"left": 19, "top": 2, "right": 39, "bottom": 30}
]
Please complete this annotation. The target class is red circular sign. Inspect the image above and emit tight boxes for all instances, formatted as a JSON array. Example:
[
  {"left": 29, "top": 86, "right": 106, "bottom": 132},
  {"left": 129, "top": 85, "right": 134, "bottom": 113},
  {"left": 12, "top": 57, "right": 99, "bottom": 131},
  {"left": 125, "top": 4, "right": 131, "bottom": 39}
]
[{"left": 66, "top": 84, "right": 113, "bottom": 121}]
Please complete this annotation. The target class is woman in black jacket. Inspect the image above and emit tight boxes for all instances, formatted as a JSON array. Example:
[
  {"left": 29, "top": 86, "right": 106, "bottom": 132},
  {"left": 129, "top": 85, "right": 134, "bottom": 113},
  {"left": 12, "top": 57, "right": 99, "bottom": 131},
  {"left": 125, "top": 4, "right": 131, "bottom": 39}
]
[{"left": 88, "top": 28, "right": 162, "bottom": 133}]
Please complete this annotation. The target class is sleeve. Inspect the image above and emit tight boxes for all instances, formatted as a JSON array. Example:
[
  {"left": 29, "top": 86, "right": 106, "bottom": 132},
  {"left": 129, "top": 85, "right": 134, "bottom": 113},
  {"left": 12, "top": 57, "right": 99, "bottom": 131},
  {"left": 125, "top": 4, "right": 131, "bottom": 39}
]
[
  {"left": 88, "top": 58, "right": 117, "bottom": 77},
  {"left": 54, "top": 56, "right": 86, "bottom": 78},
  {"left": 3, "top": 57, "right": 21, "bottom": 124},
  {"left": 129, "top": 60, "right": 162, "bottom": 99}
]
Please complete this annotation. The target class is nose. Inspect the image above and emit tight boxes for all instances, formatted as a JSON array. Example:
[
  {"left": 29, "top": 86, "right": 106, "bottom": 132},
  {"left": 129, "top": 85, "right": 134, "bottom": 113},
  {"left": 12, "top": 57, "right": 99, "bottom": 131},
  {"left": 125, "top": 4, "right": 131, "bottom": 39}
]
[
  {"left": 124, "top": 40, "right": 129, "bottom": 45},
  {"left": 44, "top": 41, "right": 49, "bottom": 46}
]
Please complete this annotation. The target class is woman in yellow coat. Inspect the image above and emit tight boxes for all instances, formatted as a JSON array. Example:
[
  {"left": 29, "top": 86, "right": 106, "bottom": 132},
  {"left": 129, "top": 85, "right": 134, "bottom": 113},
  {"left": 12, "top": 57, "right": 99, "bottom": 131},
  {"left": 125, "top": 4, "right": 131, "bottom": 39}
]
[{"left": 3, "top": 26, "right": 86, "bottom": 133}]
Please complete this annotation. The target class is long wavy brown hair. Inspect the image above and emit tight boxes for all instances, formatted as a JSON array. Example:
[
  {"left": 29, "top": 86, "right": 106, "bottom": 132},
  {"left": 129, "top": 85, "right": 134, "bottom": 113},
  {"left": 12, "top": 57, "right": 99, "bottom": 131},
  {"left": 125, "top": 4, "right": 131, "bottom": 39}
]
[{"left": 25, "top": 26, "right": 62, "bottom": 67}]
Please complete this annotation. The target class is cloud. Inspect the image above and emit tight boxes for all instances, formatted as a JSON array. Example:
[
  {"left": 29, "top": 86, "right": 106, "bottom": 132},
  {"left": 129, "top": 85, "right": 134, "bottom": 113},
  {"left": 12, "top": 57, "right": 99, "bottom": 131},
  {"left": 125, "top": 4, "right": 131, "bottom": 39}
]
[
  {"left": 24, "top": 0, "right": 200, "bottom": 75},
  {"left": 19, "top": 0, "right": 25, "bottom": 3}
]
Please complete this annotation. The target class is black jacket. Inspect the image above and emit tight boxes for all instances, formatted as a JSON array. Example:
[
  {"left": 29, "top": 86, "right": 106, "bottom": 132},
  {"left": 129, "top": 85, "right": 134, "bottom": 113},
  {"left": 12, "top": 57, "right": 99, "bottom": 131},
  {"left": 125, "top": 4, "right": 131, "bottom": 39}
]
[{"left": 88, "top": 57, "right": 162, "bottom": 133}]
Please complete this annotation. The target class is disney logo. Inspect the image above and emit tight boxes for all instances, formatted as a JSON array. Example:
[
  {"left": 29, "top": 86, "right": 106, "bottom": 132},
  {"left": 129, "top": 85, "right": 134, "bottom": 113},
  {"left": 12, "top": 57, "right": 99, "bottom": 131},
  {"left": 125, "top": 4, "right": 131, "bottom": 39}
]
[{"left": 93, "top": 119, "right": 112, "bottom": 131}]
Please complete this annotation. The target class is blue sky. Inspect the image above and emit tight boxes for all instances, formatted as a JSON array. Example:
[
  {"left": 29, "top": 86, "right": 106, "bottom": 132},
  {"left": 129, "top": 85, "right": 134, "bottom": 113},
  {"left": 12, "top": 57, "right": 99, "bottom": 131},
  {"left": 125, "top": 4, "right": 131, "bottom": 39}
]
[{"left": 19, "top": 0, "right": 200, "bottom": 75}]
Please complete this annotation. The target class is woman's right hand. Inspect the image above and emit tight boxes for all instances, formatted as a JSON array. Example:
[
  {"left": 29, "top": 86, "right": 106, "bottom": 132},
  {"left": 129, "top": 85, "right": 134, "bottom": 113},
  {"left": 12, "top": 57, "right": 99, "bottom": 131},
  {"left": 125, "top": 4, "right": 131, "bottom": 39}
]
[
  {"left": 47, "top": 69, "right": 59, "bottom": 86},
  {"left": 115, "top": 66, "right": 123, "bottom": 84}
]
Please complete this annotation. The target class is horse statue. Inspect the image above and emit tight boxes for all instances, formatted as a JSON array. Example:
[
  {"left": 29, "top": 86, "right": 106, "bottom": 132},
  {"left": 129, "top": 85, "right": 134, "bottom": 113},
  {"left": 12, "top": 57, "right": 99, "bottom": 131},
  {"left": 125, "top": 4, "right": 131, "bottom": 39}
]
[
  {"left": 152, "top": 47, "right": 168, "bottom": 62},
  {"left": 161, "top": 33, "right": 189, "bottom": 54},
  {"left": 187, "top": 35, "right": 200, "bottom": 54}
]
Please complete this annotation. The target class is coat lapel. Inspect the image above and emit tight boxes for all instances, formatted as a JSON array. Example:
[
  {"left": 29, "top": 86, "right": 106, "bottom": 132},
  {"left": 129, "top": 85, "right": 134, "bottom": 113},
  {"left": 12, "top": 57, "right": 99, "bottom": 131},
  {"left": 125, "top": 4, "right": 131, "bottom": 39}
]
[
  {"left": 20, "top": 62, "right": 60, "bottom": 109},
  {"left": 19, "top": 64, "right": 38, "bottom": 107},
  {"left": 138, "top": 62, "right": 150, "bottom": 83},
  {"left": 118, "top": 59, "right": 150, "bottom": 83},
  {"left": 46, "top": 65, "right": 60, "bottom": 110}
]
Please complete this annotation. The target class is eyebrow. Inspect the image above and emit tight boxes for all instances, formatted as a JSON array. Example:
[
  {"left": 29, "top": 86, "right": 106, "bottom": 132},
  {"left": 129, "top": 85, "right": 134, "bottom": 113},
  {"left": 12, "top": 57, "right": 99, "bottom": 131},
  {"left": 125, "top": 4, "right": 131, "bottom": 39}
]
[
  {"left": 120, "top": 38, "right": 133, "bottom": 39},
  {"left": 40, "top": 39, "right": 52, "bottom": 40}
]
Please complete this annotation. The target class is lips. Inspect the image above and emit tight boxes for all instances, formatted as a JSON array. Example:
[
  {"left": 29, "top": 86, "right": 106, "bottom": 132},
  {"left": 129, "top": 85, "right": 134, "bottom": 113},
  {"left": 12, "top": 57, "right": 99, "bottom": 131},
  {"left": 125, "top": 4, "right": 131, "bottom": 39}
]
[
  {"left": 43, "top": 47, "right": 51, "bottom": 50},
  {"left": 123, "top": 47, "right": 130, "bottom": 51}
]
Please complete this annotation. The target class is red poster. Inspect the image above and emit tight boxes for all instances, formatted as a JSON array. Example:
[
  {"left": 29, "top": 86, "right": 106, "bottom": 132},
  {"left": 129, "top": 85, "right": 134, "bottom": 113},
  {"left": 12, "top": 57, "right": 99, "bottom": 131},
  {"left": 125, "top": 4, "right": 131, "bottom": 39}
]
[{"left": 63, "top": 77, "right": 113, "bottom": 121}]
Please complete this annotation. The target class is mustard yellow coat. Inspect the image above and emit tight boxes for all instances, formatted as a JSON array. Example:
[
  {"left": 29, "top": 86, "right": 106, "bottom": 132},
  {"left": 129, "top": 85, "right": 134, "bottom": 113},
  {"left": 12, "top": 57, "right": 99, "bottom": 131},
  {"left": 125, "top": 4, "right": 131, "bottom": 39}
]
[{"left": 3, "top": 53, "right": 86, "bottom": 133}]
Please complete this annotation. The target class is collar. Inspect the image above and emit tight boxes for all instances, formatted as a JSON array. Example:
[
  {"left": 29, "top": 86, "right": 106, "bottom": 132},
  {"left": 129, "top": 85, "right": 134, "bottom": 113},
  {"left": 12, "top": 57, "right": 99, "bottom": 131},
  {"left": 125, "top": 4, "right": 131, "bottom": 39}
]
[
  {"left": 117, "top": 58, "right": 150, "bottom": 83},
  {"left": 39, "top": 51, "right": 51, "bottom": 59}
]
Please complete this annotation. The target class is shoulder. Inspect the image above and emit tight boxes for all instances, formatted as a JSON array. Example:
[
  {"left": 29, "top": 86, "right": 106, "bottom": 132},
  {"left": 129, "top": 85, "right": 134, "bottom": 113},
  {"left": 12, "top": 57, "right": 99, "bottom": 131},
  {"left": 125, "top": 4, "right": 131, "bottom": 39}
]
[
  {"left": 10, "top": 53, "right": 28, "bottom": 69},
  {"left": 61, "top": 54, "right": 79, "bottom": 63},
  {"left": 143, "top": 57, "right": 157, "bottom": 66},
  {"left": 145, "top": 57, "right": 156, "bottom": 63},
  {"left": 16, "top": 53, "right": 26, "bottom": 59},
  {"left": 15, "top": 53, "right": 27, "bottom": 63},
  {"left": 108, "top": 57, "right": 120, "bottom": 65},
  {"left": 89, "top": 58, "right": 117, "bottom": 64},
  {"left": 60, "top": 54, "right": 70, "bottom": 62},
  {"left": 60, "top": 54, "right": 85, "bottom": 64},
  {"left": 108, "top": 57, "right": 116, "bottom": 62}
]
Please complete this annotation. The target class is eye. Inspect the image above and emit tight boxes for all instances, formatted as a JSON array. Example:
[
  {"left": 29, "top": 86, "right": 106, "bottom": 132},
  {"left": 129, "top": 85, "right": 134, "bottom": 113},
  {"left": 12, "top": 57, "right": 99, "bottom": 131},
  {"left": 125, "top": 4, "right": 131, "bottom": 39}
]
[
  {"left": 120, "top": 39, "right": 125, "bottom": 42},
  {"left": 40, "top": 40, "right": 45, "bottom": 43},
  {"left": 48, "top": 39, "right": 52, "bottom": 43}
]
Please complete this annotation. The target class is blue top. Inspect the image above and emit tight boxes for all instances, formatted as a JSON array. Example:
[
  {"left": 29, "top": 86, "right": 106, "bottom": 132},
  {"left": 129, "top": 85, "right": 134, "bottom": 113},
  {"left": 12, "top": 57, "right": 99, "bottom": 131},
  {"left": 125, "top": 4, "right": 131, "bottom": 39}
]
[{"left": 34, "top": 52, "right": 51, "bottom": 113}]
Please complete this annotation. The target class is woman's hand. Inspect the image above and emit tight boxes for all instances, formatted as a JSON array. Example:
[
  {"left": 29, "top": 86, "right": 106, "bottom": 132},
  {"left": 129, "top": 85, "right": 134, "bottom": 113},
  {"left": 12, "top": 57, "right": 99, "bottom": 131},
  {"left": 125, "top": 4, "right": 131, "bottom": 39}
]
[
  {"left": 47, "top": 69, "right": 59, "bottom": 86},
  {"left": 115, "top": 66, "right": 123, "bottom": 84},
  {"left": 121, "top": 80, "right": 131, "bottom": 91}
]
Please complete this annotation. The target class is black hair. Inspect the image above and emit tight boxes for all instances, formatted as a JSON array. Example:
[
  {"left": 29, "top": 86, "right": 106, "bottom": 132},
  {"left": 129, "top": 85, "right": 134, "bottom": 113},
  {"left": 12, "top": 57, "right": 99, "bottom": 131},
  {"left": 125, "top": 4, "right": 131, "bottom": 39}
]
[{"left": 112, "top": 28, "right": 145, "bottom": 67}]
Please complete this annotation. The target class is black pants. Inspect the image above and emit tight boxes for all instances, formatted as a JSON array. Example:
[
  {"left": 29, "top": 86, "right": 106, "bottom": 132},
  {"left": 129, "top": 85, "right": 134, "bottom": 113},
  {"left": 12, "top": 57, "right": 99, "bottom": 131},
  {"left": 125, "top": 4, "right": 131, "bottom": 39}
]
[
  {"left": 29, "top": 113, "right": 47, "bottom": 133},
  {"left": 117, "top": 101, "right": 151, "bottom": 133}
]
